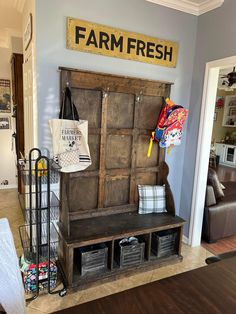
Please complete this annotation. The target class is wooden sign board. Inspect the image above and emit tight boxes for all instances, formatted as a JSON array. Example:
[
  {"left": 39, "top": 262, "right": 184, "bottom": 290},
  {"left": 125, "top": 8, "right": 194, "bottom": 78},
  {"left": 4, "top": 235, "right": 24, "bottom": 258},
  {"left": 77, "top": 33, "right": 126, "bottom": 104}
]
[{"left": 67, "top": 17, "right": 178, "bottom": 68}]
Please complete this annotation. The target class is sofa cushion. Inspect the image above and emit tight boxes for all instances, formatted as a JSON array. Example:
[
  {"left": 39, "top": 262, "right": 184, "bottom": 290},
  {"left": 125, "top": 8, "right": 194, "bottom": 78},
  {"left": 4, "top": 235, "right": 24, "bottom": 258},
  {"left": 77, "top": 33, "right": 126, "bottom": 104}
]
[
  {"left": 205, "top": 185, "right": 217, "bottom": 207},
  {"left": 221, "top": 183, "right": 226, "bottom": 190},
  {"left": 203, "top": 180, "right": 236, "bottom": 242},
  {"left": 207, "top": 168, "right": 224, "bottom": 200},
  {"left": 207, "top": 197, "right": 236, "bottom": 241}
]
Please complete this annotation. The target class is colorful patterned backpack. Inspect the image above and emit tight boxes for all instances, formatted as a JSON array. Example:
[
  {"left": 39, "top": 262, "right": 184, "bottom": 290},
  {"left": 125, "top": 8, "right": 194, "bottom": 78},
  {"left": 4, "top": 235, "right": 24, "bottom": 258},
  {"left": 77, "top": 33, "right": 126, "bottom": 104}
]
[{"left": 147, "top": 98, "right": 188, "bottom": 156}]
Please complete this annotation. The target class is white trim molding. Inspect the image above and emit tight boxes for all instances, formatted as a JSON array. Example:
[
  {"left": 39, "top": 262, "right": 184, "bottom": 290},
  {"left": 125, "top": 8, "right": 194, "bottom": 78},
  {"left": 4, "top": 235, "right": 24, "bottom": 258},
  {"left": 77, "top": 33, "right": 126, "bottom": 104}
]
[
  {"left": 182, "top": 235, "right": 189, "bottom": 245},
  {"left": 189, "top": 55, "right": 236, "bottom": 247},
  {"left": 0, "top": 184, "right": 17, "bottom": 190},
  {"left": 146, "top": 0, "right": 224, "bottom": 16}
]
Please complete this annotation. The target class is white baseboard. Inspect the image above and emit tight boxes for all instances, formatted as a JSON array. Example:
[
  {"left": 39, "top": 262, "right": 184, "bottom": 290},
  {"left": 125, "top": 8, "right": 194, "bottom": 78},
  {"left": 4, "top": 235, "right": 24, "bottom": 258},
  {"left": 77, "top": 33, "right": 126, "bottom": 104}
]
[
  {"left": 182, "top": 235, "right": 189, "bottom": 245},
  {"left": 0, "top": 184, "right": 17, "bottom": 190}
]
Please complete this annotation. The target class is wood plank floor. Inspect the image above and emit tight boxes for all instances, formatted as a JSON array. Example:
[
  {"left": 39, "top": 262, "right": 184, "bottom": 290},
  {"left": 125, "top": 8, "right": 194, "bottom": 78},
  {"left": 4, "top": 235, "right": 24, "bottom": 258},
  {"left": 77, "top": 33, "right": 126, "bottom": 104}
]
[
  {"left": 216, "top": 165, "right": 236, "bottom": 182},
  {"left": 53, "top": 257, "right": 236, "bottom": 314},
  {"left": 202, "top": 235, "right": 236, "bottom": 255}
]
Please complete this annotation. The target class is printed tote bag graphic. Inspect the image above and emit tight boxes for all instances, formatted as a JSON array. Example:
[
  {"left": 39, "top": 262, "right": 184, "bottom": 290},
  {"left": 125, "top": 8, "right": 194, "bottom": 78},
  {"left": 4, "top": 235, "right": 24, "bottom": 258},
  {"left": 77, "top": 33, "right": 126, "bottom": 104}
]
[
  {"left": 49, "top": 119, "right": 91, "bottom": 172},
  {"left": 49, "top": 86, "right": 91, "bottom": 172}
]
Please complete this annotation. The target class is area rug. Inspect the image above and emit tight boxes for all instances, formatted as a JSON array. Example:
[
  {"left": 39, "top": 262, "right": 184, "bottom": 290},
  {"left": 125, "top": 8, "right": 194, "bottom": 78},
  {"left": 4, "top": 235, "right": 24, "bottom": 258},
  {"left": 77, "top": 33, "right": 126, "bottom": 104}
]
[{"left": 201, "top": 235, "right": 236, "bottom": 255}]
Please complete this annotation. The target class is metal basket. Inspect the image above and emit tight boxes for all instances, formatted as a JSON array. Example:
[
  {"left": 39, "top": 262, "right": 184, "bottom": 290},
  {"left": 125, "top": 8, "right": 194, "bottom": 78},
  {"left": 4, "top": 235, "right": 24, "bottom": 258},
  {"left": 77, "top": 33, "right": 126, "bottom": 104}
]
[
  {"left": 18, "top": 150, "right": 67, "bottom": 298},
  {"left": 19, "top": 159, "right": 59, "bottom": 186},
  {"left": 19, "top": 222, "right": 59, "bottom": 262},
  {"left": 21, "top": 169, "right": 59, "bottom": 185},
  {"left": 115, "top": 237, "right": 145, "bottom": 268},
  {"left": 78, "top": 243, "right": 108, "bottom": 276},
  {"left": 151, "top": 229, "right": 177, "bottom": 258},
  {"left": 19, "top": 191, "right": 59, "bottom": 223}
]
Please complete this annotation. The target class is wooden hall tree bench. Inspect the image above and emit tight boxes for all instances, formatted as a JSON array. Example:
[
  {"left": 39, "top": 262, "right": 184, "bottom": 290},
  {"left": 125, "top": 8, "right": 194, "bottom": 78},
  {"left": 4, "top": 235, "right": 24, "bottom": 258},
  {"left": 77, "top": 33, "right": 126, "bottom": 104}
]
[
  {"left": 57, "top": 68, "right": 185, "bottom": 288},
  {"left": 58, "top": 211, "right": 185, "bottom": 288}
]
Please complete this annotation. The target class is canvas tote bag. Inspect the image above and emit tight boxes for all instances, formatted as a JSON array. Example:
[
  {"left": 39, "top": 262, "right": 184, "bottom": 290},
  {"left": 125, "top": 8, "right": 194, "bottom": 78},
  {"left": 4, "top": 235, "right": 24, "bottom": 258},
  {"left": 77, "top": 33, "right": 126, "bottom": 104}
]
[{"left": 49, "top": 86, "right": 91, "bottom": 172}]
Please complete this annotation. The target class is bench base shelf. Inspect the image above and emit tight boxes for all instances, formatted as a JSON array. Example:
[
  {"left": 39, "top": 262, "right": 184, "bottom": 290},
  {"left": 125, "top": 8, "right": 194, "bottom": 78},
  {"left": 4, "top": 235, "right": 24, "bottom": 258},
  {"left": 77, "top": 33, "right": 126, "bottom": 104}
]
[
  {"left": 72, "top": 254, "right": 183, "bottom": 289},
  {"left": 57, "top": 212, "right": 185, "bottom": 289}
]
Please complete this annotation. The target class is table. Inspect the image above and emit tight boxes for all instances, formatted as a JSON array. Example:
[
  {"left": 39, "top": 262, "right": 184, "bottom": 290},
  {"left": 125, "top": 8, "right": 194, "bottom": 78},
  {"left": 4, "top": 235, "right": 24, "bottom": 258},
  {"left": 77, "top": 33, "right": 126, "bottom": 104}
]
[{"left": 54, "top": 256, "right": 236, "bottom": 314}]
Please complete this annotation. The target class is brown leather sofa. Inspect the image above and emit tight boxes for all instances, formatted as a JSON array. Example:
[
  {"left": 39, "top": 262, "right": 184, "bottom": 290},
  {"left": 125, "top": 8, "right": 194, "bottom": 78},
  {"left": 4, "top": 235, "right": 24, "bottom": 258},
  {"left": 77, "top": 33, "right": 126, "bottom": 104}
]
[
  {"left": 0, "top": 304, "right": 6, "bottom": 314},
  {"left": 202, "top": 179, "right": 236, "bottom": 243}
]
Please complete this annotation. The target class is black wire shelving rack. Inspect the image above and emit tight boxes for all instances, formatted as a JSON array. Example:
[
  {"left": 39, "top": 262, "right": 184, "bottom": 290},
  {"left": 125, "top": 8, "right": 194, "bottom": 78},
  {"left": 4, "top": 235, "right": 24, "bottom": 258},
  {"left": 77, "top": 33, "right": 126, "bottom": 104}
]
[{"left": 18, "top": 148, "right": 67, "bottom": 301}]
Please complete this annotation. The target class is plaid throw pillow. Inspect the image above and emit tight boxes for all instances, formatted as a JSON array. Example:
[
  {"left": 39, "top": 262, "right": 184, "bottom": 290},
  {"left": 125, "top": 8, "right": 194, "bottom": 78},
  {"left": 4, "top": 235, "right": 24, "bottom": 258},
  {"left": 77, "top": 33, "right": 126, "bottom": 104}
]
[{"left": 138, "top": 185, "right": 166, "bottom": 214}]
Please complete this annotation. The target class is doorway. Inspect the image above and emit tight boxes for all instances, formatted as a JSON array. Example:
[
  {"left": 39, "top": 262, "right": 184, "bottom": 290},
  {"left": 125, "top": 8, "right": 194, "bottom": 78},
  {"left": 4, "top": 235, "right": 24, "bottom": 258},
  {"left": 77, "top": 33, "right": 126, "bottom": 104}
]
[
  {"left": 189, "top": 55, "right": 236, "bottom": 247},
  {"left": 0, "top": 2, "right": 24, "bottom": 191},
  {"left": 11, "top": 53, "right": 25, "bottom": 193}
]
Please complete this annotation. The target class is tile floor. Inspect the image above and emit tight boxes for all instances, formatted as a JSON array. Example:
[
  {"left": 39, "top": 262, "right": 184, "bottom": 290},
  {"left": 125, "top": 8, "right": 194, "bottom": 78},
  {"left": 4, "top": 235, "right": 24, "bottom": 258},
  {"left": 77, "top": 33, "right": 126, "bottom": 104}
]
[
  {"left": 0, "top": 188, "right": 24, "bottom": 257},
  {"left": 0, "top": 189, "right": 213, "bottom": 314}
]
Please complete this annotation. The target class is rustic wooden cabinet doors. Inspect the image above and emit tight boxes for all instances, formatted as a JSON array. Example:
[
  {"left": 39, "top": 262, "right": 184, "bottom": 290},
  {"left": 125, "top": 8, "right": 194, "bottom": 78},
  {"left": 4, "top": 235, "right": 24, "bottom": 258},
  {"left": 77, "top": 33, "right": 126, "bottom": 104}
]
[{"left": 59, "top": 68, "right": 171, "bottom": 235}]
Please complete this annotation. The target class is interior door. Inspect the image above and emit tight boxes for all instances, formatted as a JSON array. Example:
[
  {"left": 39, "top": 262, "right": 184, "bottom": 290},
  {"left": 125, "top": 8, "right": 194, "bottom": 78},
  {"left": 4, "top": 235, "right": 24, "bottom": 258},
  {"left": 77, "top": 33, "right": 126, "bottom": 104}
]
[{"left": 11, "top": 53, "right": 24, "bottom": 193}]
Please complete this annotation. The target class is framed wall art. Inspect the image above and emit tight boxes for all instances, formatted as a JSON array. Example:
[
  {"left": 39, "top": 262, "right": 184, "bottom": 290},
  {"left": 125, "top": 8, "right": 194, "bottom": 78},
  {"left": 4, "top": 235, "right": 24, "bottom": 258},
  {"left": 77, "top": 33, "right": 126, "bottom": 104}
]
[
  {"left": 0, "top": 79, "right": 11, "bottom": 113},
  {"left": 215, "top": 96, "right": 224, "bottom": 109},
  {"left": 213, "top": 112, "right": 218, "bottom": 121},
  {"left": 0, "top": 117, "right": 11, "bottom": 130},
  {"left": 229, "top": 107, "right": 236, "bottom": 116}
]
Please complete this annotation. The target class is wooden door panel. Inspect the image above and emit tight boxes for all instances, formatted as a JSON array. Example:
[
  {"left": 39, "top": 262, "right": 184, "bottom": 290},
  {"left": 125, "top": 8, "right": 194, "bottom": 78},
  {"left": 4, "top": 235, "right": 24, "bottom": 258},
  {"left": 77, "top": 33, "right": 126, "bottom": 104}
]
[
  {"left": 107, "top": 92, "right": 135, "bottom": 129},
  {"left": 134, "top": 172, "right": 157, "bottom": 203},
  {"left": 136, "top": 135, "right": 158, "bottom": 168},
  {"left": 70, "top": 176, "right": 98, "bottom": 211},
  {"left": 59, "top": 68, "right": 171, "bottom": 232},
  {"left": 72, "top": 88, "right": 102, "bottom": 128},
  {"left": 106, "top": 135, "right": 132, "bottom": 169},
  {"left": 137, "top": 95, "right": 163, "bottom": 130},
  {"left": 105, "top": 176, "right": 130, "bottom": 207},
  {"left": 87, "top": 134, "right": 100, "bottom": 171}
]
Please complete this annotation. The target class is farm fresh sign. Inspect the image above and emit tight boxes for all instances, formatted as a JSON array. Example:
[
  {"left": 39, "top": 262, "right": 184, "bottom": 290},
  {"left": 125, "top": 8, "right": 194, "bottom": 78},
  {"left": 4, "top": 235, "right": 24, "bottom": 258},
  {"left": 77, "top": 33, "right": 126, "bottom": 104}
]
[{"left": 67, "top": 18, "right": 178, "bottom": 68}]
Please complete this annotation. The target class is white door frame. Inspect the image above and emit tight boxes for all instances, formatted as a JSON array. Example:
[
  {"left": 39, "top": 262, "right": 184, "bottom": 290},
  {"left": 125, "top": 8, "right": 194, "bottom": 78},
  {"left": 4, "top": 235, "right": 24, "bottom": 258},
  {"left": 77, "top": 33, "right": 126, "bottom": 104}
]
[{"left": 189, "top": 55, "right": 236, "bottom": 247}]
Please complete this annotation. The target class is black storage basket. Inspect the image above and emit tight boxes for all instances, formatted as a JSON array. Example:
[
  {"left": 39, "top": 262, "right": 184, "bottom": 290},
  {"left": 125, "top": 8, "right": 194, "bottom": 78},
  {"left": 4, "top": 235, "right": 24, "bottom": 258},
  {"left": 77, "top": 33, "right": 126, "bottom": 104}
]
[
  {"left": 151, "top": 229, "right": 177, "bottom": 258},
  {"left": 78, "top": 243, "right": 108, "bottom": 276},
  {"left": 115, "top": 238, "right": 145, "bottom": 268}
]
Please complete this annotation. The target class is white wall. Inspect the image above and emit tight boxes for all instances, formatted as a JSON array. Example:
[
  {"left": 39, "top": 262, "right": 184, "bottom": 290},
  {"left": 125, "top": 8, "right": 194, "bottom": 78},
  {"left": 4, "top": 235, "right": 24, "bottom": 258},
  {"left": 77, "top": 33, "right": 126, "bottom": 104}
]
[
  {"left": 0, "top": 47, "right": 17, "bottom": 187},
  {"left": 35, "top": 0, "right": 197, "bottom": 221},
  {"left": 22, "top": 0, "right": 37, "bottom": 156},
  {"left": 10, "top": 37, "right": 23, "bottom": 54}
]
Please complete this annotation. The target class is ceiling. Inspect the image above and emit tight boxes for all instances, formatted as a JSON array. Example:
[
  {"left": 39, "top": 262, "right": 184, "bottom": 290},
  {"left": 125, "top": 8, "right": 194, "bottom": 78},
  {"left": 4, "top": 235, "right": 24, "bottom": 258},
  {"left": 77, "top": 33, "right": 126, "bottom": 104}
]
[
  {"left": 0, "top": 0, "right": 25, "bottom": 12},
  {"left": 0, "top": 0, "right": 24, "bottom": 48},
  {"left": 0, "top": 0, "right": 226, "bottom": 48},
  {"left": 146, "top": 0, "right": 224, "bottom": 16}
]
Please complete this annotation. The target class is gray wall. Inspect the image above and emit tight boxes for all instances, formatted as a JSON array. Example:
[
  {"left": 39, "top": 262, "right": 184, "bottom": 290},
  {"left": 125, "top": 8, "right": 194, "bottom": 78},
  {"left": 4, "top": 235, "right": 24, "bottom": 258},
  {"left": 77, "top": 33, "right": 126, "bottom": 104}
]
[
  {"left": 181, "top": 0, "right": 236, "bottom": 234},
  {"left": 35, "top": 0, "right": 197, "bottom": 221}
]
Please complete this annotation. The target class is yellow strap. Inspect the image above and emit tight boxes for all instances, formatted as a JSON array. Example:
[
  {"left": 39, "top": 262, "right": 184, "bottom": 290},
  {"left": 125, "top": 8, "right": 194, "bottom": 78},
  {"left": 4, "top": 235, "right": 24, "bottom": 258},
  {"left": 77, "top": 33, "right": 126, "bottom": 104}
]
[
  {"left": 165, "top": 98, "right": 174, "bottom": 107},
  {"left": 147, "top": 132, "right": 155, "bottom": 158},
  {"left": 167, "top": 145, "right": 174, "bottom": 154}
]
